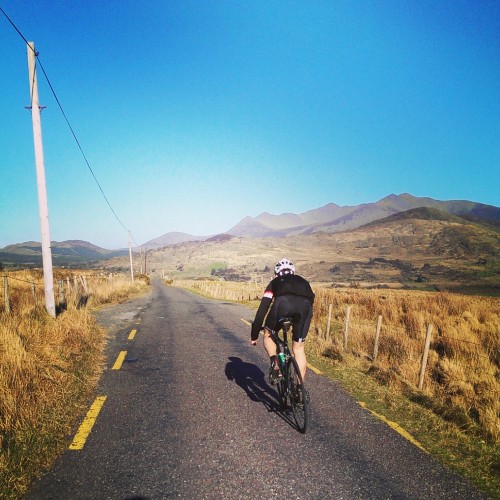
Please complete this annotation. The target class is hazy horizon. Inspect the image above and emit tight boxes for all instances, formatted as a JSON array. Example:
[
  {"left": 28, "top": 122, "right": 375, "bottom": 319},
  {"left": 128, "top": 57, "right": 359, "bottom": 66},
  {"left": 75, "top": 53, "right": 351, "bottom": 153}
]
[{"left": 2, "top": 191, "right": 498, "bottom": 251}]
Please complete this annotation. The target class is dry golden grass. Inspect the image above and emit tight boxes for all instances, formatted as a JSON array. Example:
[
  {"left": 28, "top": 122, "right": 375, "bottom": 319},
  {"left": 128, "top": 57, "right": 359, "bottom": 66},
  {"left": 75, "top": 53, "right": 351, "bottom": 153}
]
[
  {"left": 310, "top": 287, "right": 500, "bottom": 443},
  {"left": 0, "top": 270, "right": 149, "bottom": 499},
  {"left": 174, "top": 278, "right": 263, "bottom": 302},
  {"left": 175, "top": 279, "right": 500, "bottom": 443}
]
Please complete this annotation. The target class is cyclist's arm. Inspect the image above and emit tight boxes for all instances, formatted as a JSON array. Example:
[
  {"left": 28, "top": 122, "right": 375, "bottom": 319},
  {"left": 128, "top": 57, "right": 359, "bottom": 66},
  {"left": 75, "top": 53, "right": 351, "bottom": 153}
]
[{"left": 250, "top": 294, "right": 273, "bottom": 341}]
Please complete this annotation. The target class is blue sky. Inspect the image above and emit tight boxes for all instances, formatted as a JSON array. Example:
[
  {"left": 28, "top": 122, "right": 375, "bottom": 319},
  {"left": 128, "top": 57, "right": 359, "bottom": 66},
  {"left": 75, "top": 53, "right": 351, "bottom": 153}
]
[{"left": 1, "top": 1, "right": 499, "bottom": 249}]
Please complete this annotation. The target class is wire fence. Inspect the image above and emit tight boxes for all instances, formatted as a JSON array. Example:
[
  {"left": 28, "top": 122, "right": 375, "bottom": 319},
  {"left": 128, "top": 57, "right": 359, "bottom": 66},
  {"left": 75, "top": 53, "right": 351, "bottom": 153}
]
[
  {"left": 311, "top": 289, "right": 499, "bottom": 442},
  {"left": 317, "top": 304, "right": 499, "bottom": 393}
]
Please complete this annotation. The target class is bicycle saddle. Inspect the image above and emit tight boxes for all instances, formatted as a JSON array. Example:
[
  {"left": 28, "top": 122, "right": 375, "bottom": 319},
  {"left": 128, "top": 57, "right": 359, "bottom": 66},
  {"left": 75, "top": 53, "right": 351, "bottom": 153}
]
[{"left": 277, "top": 317, "right": 293, "bottom": 329}]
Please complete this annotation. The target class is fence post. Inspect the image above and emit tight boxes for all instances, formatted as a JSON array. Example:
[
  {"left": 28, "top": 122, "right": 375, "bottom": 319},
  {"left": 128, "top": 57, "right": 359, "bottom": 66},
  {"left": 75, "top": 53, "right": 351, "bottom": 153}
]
[
  {"left": 373, "top": 315, "right": 383, "bottom": 361},
  {"left": 32, "top": 283, "right": 37, "bottom": 307},
  {"left": 418, "top": 324, "right": 433, "bottom": 389},
  {"left": 79, "top": 275, "right": 89, "bottom": 294},
  {"left": 3, "top": 276, "right": 10, "bottom": 314},
  {"left": 58, "top": 280, "right": 65, "bottom": 304},
  {"left": 326, "top": 303, "right": 332, "bottom": 339},
  {"left": 343, "top": 305, "right": 351, "bottom": 350}
]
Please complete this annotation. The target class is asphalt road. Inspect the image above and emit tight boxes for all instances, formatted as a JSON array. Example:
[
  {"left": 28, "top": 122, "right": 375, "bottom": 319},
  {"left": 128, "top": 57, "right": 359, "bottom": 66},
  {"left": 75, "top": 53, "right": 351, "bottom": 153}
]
[{"left": 27, "top": 279, "right": 485, "bottom": 499}]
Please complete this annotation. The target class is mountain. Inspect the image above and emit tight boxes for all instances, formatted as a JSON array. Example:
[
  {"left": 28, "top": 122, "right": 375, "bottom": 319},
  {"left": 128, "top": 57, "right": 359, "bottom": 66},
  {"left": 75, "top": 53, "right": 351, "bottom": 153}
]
[
  {"left": 105, "top": 206, "right": 498, "bottom": 294},
  {"left": 117, "top": 194, "right": 500, "bottom": 250},
  {"left": 358, "top": 207, "right": 499, "bottom": 259},
  {"left": 141, "top": 232, "right": 206, "bottom": 250},
  {"left": 3, "top": 194, "right": 498, "bottom": 263},
  {"left": 0, "top": 240, "right": 128, "bottom": 268},
  {"left": 5, "top": 203, "right": 497, "bottom": 293},
  {"left": 362, "top": 207, "right": 471, "bottom": 226},
  {"left": 227, "top": 193, "right": 500, "bottom": 238}
]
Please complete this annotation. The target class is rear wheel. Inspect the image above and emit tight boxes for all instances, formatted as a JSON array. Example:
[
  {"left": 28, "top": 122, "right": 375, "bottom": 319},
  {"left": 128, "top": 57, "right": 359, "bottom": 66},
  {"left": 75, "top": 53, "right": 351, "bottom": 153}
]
[{"left": 287, "top": 357, "right": 309, "bottom": 433}]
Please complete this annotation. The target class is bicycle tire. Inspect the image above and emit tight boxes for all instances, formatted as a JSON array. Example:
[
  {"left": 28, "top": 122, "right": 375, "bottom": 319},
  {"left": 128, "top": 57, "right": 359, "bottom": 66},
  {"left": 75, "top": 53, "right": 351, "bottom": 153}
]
[{"left": 287, "top": 357, "right": 310, "bottom": 433}]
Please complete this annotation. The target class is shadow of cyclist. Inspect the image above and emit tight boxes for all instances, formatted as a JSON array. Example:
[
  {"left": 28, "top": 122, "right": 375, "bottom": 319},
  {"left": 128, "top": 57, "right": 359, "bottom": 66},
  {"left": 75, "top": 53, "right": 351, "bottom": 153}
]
[
  {"left": 225, "top": 356, "right": 281, "bottom": 411},
  {"left": 225, "top": 357, "right": 298, "bottom": 431}
]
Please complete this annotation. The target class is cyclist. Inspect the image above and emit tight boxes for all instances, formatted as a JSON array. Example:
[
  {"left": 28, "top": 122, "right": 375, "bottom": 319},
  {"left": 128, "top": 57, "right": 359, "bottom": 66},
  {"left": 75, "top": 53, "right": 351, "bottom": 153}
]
[{"left": 250, "top": 258, "right": 315, "bottom": 386}]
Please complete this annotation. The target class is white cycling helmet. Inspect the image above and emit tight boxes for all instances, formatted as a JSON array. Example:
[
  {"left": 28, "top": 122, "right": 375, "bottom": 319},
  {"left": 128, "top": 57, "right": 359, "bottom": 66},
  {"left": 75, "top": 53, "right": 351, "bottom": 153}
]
[{"left": 274, "top": 258, "right": 295, "bottom": 276}]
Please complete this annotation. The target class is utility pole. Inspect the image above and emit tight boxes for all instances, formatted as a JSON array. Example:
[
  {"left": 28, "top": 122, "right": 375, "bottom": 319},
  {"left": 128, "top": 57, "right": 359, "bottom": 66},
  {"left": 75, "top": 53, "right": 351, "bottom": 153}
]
[
  {"left": 27, "top": 42, "right": 56, "bottom": 318},
  {"left": 129, "top": 231, "right": 134, "bottom": 283}
]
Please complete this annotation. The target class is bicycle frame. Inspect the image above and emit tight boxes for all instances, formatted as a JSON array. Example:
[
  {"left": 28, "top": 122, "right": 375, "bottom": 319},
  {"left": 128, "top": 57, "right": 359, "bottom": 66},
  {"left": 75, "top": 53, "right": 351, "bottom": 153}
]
[
  {"left": 271, "top": 319, "right": 291, "bottom": 363},
  {"left": 270, "top": 317, "right": 309, "bottom": 432}
]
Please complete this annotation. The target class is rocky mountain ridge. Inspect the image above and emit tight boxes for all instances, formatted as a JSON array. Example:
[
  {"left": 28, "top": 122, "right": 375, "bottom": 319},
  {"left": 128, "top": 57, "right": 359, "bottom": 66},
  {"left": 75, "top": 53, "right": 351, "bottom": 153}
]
[
  {"left": 226, "top": 193, "right": 500, "bottom": 238},
  {"left": 129, "top": 206, "right": 499, "bottom": 295},
  {"left": 2, "top": 194, "right": 498, "bottom": 291},
  {"left": 140, "top": 193, "right": 499, "bottom": 248}
]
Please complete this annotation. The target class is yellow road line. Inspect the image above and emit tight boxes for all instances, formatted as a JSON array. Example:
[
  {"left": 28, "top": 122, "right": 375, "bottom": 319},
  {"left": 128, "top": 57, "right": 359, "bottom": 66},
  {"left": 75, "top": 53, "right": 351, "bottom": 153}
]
[
  {"left": 112, "top": 351, "right": 127, "bottom": 370},
  {"left": 128, "top": 329, "right": 137, "bottom": 340},
  {"left": 358, "top": 401, "right": 427, "bottom": 453},
  {"left": 241, "top": 318, "right": 251, "bottom": 326},
  {"left": 307, "top": 363, "right": 322, "bottom": 375},
  {"left": 69, "top": 396, "right": 107, "bottom": 450}
]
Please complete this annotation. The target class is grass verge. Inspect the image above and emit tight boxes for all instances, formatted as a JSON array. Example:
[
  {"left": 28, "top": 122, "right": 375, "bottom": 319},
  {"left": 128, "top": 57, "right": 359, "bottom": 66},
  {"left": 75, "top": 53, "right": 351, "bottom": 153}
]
[{"left": 0, "top": 272, "right": 150, "bottom": 499}]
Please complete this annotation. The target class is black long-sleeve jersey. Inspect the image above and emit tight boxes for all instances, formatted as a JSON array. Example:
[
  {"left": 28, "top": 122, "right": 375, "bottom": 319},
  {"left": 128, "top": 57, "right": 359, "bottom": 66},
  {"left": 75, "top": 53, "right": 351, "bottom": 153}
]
[{"left": 251, "top": 273, "right": 315, "bottom": 341}]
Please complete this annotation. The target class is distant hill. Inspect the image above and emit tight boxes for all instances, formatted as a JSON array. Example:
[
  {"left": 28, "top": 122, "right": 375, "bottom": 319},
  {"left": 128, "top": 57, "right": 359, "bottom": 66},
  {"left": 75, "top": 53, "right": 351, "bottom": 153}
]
[
  {"left": 7, "top": 203, "right": 496, "bottom": 293},
  {"left": 102, "top": 205, "right": 499, "bottom": 294},
  {"left": 115, "top": 194, "right": 500, "bottom": 250},
  {"left": 141, "top": 232, "right": 206, "bottom": 249},
  {"left": 0, "top": 240, "right": 128, "bottom": 269},
  {"left": 355, "top": 207, "right": 499, "bottom": 260},
  {"left": 3, "top": 194, "right": 499, "bottom": 263},
  {"left": 205, "top": 233, "right": 235, "bottom": 242},
  {"left": 361, "top": 207, "right": 471, "bottom": 227},
  {"left": 227, "top": 193, "right": 500, "bottom": 238}
]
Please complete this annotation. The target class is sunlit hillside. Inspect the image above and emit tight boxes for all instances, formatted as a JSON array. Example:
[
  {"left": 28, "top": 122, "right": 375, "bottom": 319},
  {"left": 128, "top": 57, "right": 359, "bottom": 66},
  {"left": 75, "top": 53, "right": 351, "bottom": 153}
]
[{"left": 106, "top": 211, "right": 499, "bottom": 295}]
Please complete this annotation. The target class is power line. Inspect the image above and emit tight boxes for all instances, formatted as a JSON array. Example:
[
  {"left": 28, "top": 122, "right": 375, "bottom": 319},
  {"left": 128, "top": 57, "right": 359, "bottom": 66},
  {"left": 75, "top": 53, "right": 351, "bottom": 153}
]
[
  {"left": 0, "top": 6, "right": 30, "bottom": 45},
  {"left": 1, "top": 6, "right": 131, "bottom": 236},
  {"left": 35, "top": 57, "right": 130, "bottom": 233}
]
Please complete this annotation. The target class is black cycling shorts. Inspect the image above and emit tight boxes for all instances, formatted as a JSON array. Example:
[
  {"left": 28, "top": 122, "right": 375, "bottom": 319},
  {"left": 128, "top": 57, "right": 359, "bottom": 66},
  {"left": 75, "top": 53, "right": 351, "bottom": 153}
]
[{"left": 264, "top": 295, "right": 313, "bottom": 342}]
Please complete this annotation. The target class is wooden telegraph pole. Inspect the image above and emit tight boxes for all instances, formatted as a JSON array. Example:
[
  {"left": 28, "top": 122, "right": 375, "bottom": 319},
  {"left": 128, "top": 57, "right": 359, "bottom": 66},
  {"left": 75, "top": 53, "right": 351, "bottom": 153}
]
[
  {"left": 129, "top": 231, "right": 135, "bottom": 283},
  {"left": 27, "top": 42, "right": 56, "bottom": 318}
]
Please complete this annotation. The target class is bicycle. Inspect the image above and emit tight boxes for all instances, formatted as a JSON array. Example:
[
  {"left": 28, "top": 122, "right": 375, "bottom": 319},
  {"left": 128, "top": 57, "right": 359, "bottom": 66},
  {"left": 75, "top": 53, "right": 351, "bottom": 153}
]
[{"left": 271, "top": 317, "right": 310, "bottom": 433}]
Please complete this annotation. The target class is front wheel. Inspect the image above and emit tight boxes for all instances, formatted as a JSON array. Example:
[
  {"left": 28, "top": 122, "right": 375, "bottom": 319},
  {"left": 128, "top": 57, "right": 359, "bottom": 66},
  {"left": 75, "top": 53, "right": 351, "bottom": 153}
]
[{"left": 287, "top": 357, "right": 310, "bottom": 433}]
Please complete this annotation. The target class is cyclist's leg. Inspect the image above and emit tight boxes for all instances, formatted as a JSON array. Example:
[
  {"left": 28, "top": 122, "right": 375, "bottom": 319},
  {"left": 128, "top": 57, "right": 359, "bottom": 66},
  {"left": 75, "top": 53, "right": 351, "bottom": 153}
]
[
  {"left": 291, "top": 299, "right": 313, "bottom": 381},
  {"left": 292, "top": 340, "right": 307, "bottom": 380},
  {"left": 263, "top": 327, "right": 277, "bottom": 358},
  {"left": 263, "top": 328, "right": 281, "bottom": 384}
]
